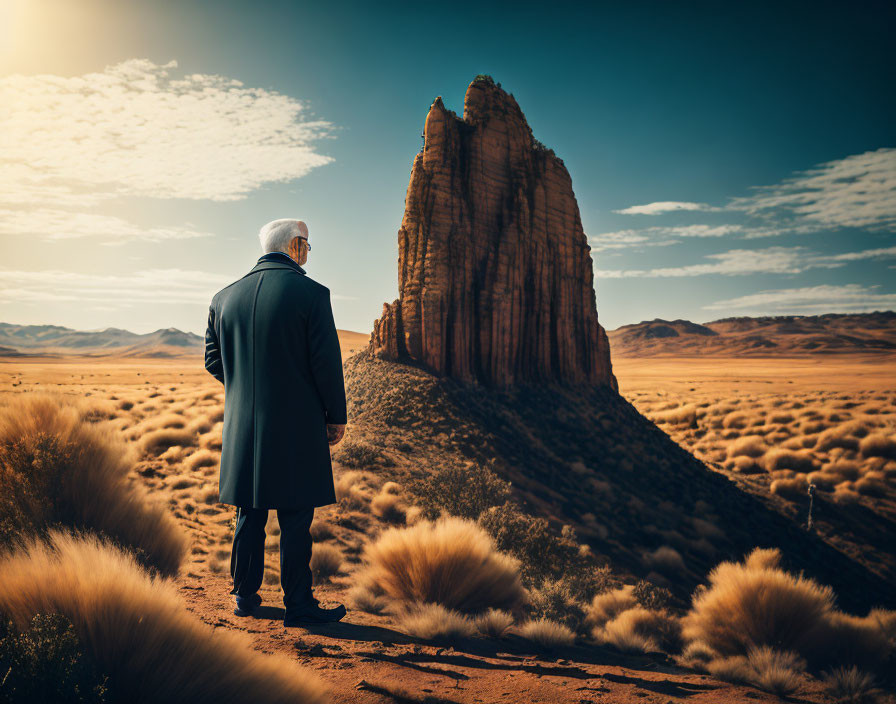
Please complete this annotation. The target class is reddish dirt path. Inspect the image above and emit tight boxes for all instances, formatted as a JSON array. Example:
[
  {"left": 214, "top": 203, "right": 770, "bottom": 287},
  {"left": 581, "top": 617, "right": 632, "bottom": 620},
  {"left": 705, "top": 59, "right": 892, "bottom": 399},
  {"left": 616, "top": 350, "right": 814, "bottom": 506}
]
[{"left": 177, "top": 572, "right": 829, "bottom": 704}]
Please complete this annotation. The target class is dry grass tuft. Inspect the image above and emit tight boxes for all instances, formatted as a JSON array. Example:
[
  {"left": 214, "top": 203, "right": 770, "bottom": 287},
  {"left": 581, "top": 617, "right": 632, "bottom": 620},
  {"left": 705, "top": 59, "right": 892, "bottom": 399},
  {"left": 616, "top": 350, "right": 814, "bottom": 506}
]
[
  {"left": 706, "top": 647, "right": 805, "bottom": 696},
  {"left": 683, "top": 547, "right": 896, "bottom": 671},
  {"left": 746, "top": 646, "right": 806, "bottom": 697},
  {"left": 682, "top": 547, "right": 834, "bottom": 657},
  {"left": 310, "top": 542, "right": 343, "bottom": 585},
  {"left": 473, "top": 608, "right": 515, "bottom": 638},
  {"left": 822, "top": 666, "right": 878, "bottom": 704},
  {"left": 0, "top": 530, "right": 327, "bottom": 703},
  {"left": 727, "top": 435, "right": 768, "bottom": 459},
  {"left": 770, "top": 476, "right": 809, "bottom": 501},
  {"left": 859, "top": 433, "right": 896, "bottom": 460},
  {"left": 0, "top": 393, "right": 186, "bottom": 576},
  {"left": 184, "top": 449, "right": 218, "bottom": 471},
  {"left": 346, "top": 583, "right": 390, "bottom": 615},
  {"left": 593, "top": 606, "right": 683, "bottom": 654},
  {"left": 642, "top": 545, "right": 685, "bottom": 575},
  {"left": 764, "top": 448, "right": 817, "bottom": 473},
  {"left": 140, "top": 428, "right": 197, "bottom": 456},
  {"left": 677, "top": 639, "right": 718, "bottom": 667},
  {"left": 585, "top": 585, "right": 637, "bottom": 630},
  {"left": 371, "top": 490, "right": 406, "bottom": 524},
  {"left": 397, "top": 602, "right": 476, "bottom": 642},
  {"left": 518, "top": 618, "right": 575, "bottom": 650},
  {"left": 357, "top": 516, "right": 525, "bottom": 613}
]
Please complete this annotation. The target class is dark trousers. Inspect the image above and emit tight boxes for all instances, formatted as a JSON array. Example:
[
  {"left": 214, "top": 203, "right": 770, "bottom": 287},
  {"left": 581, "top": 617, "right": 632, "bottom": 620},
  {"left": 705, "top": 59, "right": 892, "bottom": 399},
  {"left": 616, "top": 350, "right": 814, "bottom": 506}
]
[{"left": 229, "top": 505, "right": 315, "bottom": 610}]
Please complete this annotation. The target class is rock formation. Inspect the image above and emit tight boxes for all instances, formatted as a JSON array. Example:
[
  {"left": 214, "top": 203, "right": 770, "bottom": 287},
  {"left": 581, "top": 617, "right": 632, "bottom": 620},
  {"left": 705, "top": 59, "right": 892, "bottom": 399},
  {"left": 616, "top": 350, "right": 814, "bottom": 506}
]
[{"left": 368, "top": 75, "right": 617, "bottom": 390}]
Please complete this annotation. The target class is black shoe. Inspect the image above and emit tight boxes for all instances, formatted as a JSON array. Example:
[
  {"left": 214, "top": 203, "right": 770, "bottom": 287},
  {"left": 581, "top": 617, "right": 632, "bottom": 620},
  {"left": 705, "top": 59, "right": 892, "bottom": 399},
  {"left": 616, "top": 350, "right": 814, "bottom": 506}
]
[
  {"left": 233, "top": 593, "right": 262, "bottom": 617},
  {"left": 284, "top": 601, "right": 347, "bottom": 626}
]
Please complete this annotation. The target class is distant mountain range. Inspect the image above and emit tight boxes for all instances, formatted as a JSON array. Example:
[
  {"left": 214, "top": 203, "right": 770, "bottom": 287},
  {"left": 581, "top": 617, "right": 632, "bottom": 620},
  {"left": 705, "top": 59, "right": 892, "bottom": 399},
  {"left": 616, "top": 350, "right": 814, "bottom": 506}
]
[
  {"left": 608, "top": 311, "right": 896, "bottom": 357},
  {"left": 0, "top": 323, "right": 371, "bottom": 359},
  {"left": 0, "top": 323, "right": 204, "bottom": 358},
  {"left": 4, "top": 312, "right": 894, "bottom": 359}
]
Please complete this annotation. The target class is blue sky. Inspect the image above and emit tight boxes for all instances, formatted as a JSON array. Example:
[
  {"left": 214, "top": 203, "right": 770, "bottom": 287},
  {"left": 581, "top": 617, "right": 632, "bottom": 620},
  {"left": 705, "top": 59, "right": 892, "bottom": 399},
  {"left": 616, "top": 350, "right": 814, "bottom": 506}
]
[{"left": 1, "top": 0, "right": 894, "bottom": 334}]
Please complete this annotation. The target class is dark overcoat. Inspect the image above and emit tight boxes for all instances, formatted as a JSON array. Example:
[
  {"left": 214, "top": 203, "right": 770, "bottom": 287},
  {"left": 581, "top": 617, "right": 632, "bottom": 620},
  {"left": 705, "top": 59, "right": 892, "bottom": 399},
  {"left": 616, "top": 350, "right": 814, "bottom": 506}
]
[{"left": 204, "top": 251, "right": 347, "bottom": 509}]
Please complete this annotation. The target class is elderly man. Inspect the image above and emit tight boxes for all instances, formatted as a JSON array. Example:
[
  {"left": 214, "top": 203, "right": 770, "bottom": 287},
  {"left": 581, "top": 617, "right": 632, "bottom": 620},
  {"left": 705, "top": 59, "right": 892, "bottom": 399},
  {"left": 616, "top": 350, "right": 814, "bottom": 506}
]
[{"left": 204, "top": 218, "right": 348, "bottom": 626}]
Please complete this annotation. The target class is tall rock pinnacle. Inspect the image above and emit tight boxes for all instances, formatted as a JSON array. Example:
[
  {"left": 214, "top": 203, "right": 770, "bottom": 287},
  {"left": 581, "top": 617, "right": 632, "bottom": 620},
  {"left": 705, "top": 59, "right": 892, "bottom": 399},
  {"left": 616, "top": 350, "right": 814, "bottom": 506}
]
[{"left": 368, "top": 75, "right": 617, "bottom": 390}]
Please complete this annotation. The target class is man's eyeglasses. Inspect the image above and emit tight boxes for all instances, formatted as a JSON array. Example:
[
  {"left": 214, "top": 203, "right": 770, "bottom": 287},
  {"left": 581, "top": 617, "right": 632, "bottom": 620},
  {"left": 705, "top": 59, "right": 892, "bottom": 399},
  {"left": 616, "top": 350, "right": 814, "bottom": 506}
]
[{"left": 300, "top": 239, "right": 311, "bottom": 252}]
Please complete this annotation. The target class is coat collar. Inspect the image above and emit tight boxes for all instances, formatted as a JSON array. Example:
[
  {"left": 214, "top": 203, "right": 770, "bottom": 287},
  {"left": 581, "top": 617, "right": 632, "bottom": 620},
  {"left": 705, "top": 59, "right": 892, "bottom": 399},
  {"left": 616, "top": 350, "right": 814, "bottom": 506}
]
[{"left": 252, "top": 251, "right": 306, "bottom": 275}]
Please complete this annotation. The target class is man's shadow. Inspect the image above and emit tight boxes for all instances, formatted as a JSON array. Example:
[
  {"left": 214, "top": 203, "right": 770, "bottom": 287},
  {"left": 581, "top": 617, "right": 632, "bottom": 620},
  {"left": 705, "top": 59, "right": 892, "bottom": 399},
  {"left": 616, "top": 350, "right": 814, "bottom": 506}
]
[{"left": 250, "top": 605, "right": 417, "bottom": 645}]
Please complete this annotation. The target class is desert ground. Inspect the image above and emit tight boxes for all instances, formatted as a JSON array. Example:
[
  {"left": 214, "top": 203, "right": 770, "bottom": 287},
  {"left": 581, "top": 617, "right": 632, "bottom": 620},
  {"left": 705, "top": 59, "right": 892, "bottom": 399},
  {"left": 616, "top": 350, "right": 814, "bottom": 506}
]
[{"left": 1, "top": 338, "right": 893, "bottom": 703}]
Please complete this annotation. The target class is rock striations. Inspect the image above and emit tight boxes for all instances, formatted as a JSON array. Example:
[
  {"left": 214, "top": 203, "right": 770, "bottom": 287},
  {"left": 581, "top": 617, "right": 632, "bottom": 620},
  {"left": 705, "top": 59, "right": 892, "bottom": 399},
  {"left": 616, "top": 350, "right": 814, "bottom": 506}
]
[{"left": 368, "top": 75, "right": 617, "bottom": 389}]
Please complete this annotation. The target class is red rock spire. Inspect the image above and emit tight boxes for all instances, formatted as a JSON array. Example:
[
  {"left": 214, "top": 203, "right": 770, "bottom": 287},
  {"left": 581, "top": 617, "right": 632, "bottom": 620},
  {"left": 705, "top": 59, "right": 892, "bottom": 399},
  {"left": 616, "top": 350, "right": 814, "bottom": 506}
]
[{"left": 369, "top": 75, "right": 617, "bottom": 390}]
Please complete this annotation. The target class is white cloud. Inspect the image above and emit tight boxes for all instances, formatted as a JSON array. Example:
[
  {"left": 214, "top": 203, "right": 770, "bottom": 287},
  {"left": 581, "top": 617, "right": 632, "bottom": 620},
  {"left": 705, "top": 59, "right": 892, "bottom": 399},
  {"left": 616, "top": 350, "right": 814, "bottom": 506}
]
[
  {"left": 730, "top": 148, "right": 896, "bottom": 230},
  {"left": 589, "top": 229, "right": 675, "bottom": 251},
  {"left": 0, "top": 208, "right": 211, "bottom": 243},
  {"left": 597, "top": 247, "right": 820, "bottom": 278},
  {"left": 590, "top": 224, "right": 745, "bottom": 250},
  {"left": 596, "top": 244, "right": 896, "bottom": 279},
  {"left": 704, "top": 284, "right": 896, "bottom": 312},
  {"left": 0, "top": 268, "right": 358, "bottom": 306},
  {"left": 0, "top": 58, "right": 335, "bottom": 205},
  {"left": 608, "top": 149, "right": 896, "bottom": 243},
  {"left": 613, "top": 201, "right": 713, "bottom": 215},
  {"left": 825, "top": 245, "right": 896, "bottom": 261},
  {"left": 0, "top": 268, "right": 233, "bottom": 305}
]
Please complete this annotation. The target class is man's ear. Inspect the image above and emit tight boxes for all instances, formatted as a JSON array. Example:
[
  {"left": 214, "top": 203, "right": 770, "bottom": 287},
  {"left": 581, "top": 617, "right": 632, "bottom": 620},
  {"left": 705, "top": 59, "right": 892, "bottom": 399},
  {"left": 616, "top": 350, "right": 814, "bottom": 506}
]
[{"left": 288, "top": 237, "right": 298, "bottom": 261}]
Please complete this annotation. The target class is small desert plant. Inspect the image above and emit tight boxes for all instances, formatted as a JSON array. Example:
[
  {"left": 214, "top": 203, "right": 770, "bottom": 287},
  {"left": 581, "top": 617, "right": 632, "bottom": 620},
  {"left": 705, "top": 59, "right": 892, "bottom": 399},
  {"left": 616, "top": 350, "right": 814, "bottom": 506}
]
[
  {"left": 770, "top": 476, "right": 809, "bottom": 500},
  {"left": 765, "top": 449, "right": 816, "bottom": 473},
  {"left": 593, "top": 606, "right": 683, "bottom": 654},
  {"left": 632, "top": 580, "right": 673, "bottom": 611},
  {"left": 356, "top": 516, "right": 525, "bottom": 614},
  {"left": 0, "top": 531, "right": 327, "bottom": 703},
  {"left": 333, "top": 438, "right": 390, "bottom": 468},
  {"left": 370, "top": 490, "right": 406, "bottom": 524},
  {"left": 642, "top": 546, "right": 685, "bottom": 575},
  {"left": 858, "top": 434, "right": 896, "bottom": 460},
  {"left": 525, "top": 578, "right": 587, "bottom": 632},
  {"left": 585, "top": 585, "right": 638, "bottom": 630},
  {"left": 822, "top": 666, "right": 878, "bottom": 704},
  {"left": 478, "top": 501, "right": 610, "bottom": 599},
  {"left": 139, "top": 429, "right": 196, "bottom": 456},
  {"left": 705, "top": 647, "right": 805, "bottom": 696},
  {"left": 677, "top": 639, "right": 718, "bottom": 667},
  {"left": 410, "top": 461, "right": 512, "bottom": 521},
  {"left": 682, "top": 547, "right": 833, "bottom": 657},
  {"left": 683, "top": 547, "right": 896, "bottom": 672},
  {"left": 310, "top": 543, "right": 343, "bottom": 584},
  {"left": 518, "top": 618, "right": 575, "bottom": 650},
  {"left": 742, "top": 646, "right": 805, "bottom": 697},
  {"left": 473, "top": 609, "right": 515, "bottom": 639},
  {"left": 726, "top": 435, "right": 768, "bottom": 458},
  {"left": 184, "top": 450, "right": 218, "bottom": 471},
  {"left": 345, "top": 584, "right": 390, "bottom": 615},
  {"left": 0, "top": 613, "right": 108, "bottom": 703},
  {"left": 334, "top": 470, "right": 374, "bottom": 504},
  {"left": 0, "top": 394, "right": 186, "bottom": 576},
  {"left": 398, "top": 603, "right": 476, "bottom": 642}
]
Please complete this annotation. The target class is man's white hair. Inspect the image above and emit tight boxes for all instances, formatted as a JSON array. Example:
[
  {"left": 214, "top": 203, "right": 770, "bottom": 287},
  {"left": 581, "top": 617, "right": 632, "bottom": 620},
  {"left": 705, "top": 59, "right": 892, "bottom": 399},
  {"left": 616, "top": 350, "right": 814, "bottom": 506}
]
[{"left": 258, "top": 219, "right": 309, "bottom": 254}]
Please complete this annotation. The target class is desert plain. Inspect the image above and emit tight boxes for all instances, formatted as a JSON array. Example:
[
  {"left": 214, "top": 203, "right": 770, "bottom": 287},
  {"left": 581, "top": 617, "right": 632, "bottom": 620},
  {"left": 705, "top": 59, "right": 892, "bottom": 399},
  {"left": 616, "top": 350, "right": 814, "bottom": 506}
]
[{"left": 1, "top": 332, "right": 893, "bottom": 704}]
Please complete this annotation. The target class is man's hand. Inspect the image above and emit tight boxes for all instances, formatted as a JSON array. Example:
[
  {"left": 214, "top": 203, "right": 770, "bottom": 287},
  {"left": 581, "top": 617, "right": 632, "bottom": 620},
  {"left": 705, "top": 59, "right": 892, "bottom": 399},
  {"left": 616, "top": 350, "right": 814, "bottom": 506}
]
[{"left": 326, "top": 423, "right": 346, "bottom": 446}]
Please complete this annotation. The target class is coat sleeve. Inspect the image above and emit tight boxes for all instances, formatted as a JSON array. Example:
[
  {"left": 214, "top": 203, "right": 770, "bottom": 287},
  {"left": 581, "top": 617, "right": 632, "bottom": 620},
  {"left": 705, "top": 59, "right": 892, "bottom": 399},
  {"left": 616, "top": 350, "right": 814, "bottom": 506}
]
[
  {"left": 307, "top": 287, "right": 347, "bottom": 425},
  {"left": 204, "top": 304, "right": 225, "bottom": 385}
]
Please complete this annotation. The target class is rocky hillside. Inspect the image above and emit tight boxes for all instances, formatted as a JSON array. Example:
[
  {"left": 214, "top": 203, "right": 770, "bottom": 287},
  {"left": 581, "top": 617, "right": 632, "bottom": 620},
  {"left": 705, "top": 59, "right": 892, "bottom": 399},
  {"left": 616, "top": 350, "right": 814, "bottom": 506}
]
[
  {"left": 342, "top": 352, "right": 894, "bottom": 614},
  {"left": 609, "top": 312, "right": 896, "bottom": 357}
]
